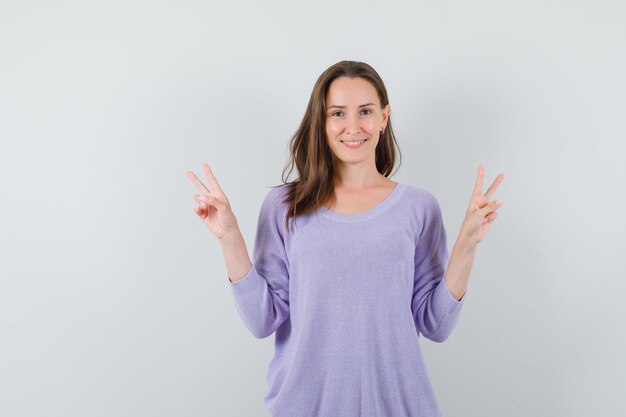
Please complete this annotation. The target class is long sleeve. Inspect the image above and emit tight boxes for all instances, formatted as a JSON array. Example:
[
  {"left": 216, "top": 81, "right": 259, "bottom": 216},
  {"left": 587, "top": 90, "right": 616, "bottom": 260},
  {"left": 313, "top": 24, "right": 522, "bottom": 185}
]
[
  {"left": 229, "top": 188, "right": 291, "bottom": 339},
  {"left": 411, "top": 191, "right": 465, "bottom": 343}
]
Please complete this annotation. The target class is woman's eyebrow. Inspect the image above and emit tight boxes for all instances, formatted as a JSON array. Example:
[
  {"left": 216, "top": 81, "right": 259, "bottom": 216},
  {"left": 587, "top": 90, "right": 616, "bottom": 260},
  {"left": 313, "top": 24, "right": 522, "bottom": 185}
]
[{"left": 327, "top": 102, "right": 375, "bottom": 109}]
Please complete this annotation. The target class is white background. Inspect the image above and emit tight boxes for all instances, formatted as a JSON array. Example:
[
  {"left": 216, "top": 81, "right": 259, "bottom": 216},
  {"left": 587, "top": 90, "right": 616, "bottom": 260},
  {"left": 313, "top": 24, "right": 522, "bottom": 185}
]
[{"left": 1, "top": 0, "right": 625, "bottom": 416}]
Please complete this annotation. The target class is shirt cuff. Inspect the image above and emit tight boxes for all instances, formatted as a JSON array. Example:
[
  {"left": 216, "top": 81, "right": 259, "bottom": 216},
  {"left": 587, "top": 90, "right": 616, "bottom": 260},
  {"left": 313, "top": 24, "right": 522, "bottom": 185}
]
[
  {"left": 228, "top": 264, "right": 261, "bottom": 299},
  {"left": 434, "top": 276, "right": 465, "bottom": 312}
]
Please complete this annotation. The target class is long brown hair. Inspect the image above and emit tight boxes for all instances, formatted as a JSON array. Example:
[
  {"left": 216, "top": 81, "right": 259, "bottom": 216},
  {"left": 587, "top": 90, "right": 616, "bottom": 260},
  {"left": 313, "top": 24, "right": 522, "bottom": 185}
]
[{"left": 272, "top": 60, "right": 402, "bottom": 233}]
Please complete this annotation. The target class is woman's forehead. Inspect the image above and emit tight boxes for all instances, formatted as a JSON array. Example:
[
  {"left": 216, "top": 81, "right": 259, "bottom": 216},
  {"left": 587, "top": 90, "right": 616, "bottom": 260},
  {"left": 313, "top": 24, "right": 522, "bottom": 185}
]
[{"left": 326, "top": 77, "right": 378, "bottom": 106}]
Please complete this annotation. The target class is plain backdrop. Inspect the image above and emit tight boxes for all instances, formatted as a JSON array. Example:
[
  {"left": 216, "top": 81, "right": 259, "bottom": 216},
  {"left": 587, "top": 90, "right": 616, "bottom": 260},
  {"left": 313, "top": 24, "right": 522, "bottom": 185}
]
[{"left": 1, "top": 1, "right": 625, "bottom": 416}]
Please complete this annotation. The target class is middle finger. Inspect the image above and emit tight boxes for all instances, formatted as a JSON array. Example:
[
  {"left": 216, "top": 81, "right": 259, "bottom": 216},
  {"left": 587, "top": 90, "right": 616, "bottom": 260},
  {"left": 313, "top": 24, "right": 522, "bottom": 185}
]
[
  {"left": 484, "top": 172, "right": 505, "bottom": 201},
  {"left": 186, "top": 171, "right": 211, "bottom": 196}
]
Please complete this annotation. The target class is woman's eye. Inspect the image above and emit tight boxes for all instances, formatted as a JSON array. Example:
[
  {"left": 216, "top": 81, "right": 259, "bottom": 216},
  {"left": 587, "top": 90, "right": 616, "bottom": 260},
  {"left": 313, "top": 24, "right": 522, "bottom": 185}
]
[{"left": 330, "top": 109, "right": 371, "bottom": 117}]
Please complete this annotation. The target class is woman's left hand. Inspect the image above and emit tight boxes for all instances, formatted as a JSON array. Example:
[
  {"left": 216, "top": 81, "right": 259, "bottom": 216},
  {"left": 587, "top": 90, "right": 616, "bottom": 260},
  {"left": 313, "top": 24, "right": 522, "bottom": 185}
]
[{"left": 459, "top": 164, "right": 505, "bottom": 247}]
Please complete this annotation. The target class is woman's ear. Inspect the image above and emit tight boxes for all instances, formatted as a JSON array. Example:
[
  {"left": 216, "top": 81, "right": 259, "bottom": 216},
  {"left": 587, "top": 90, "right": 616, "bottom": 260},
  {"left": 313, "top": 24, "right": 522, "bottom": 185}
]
[{"left": 383, "top": 104, "right": 391, "bottom": 127}]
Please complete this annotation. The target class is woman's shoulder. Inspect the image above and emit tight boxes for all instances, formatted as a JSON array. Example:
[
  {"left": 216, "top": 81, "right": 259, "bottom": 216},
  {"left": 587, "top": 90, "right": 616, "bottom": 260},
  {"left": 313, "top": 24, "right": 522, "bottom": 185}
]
[
  {"left": 263, "top": 183, "right": 291, "bottom": 205},
  {"left": 399, "top": 183, "right": 445, "bottom": 220},
  {"left": 258, "top": 184, "right": 291, "bottom": 221},
  {"left": 402, "top": 183, "right": 439, "bottom": 203}
]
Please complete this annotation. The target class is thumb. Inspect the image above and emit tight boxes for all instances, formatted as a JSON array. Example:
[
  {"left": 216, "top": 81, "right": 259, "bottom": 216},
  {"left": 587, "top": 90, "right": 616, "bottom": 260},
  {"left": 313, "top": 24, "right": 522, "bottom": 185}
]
[
  {"left": 201, "top": 194, "right": 228, "bottom": 212},
  {"left": 479, "top": 199, "right": 502, "bottom": 216}
]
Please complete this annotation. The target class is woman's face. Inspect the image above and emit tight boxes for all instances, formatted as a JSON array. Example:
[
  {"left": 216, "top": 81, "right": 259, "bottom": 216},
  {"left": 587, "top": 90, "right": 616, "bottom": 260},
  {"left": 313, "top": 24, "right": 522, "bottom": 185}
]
[{"left": 325, "top": 76, "right": 390, "bottom": 165}]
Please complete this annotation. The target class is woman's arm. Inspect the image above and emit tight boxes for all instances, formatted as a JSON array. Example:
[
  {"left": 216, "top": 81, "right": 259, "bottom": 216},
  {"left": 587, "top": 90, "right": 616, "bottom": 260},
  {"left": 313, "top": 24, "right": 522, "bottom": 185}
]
[
  {"left": 445, "top": 164, "right": 505, "bottom": 301},
  {"left": 443, "top": 236, "right": 477, "bottom": 301},
  {"left": 220, "top": 230, "right": 253, "bottom": 283}
]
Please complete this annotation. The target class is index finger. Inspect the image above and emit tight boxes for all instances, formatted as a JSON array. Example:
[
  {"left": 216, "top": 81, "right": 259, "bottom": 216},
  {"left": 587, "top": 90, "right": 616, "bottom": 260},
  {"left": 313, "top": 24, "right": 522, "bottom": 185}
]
[
  {"left": 201, "top": 163, "right": 225, "bottom": 195},
  {"left": 472, "top": 164, "right": 484, "bottom": 198}
]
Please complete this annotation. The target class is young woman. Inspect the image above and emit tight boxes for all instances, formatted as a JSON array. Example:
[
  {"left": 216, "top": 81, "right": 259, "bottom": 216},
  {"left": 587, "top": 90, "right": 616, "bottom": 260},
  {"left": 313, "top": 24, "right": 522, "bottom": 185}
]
[{"left": 186, "top": 60, "right": 504, "bottom": 417}]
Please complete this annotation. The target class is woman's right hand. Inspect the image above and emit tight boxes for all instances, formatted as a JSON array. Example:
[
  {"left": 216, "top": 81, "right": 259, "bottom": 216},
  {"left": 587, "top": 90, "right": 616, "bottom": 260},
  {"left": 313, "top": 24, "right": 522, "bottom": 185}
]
[{"left": 186, "top": 163, "right": 240, "bottom": 241}]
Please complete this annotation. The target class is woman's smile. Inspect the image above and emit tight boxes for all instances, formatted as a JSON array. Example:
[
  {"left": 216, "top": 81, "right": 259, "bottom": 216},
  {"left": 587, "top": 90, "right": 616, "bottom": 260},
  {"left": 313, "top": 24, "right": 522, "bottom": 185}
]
[{"left": 341, "top": 138, "right": 368, "bottom": 149}]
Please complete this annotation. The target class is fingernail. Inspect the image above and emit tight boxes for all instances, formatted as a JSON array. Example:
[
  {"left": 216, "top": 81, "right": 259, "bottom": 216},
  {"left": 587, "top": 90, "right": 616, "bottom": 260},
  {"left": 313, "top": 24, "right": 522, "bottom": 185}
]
[{"left": 495, "top": 200, "right": 502, "bottom": 205}]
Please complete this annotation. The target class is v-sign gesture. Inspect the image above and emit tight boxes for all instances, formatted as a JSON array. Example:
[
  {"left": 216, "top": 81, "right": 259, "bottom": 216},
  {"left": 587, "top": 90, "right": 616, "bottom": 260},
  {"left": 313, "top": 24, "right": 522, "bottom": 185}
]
[
  {"left": 186, "top": 163, "right": 240, "bottom": 241},
  {"left": 459, "top": 164, "right": 505, "bottom": 246}
]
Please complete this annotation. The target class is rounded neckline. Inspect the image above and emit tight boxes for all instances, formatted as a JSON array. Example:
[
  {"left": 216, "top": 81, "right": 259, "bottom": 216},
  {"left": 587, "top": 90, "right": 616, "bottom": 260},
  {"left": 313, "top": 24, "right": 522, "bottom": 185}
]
[{"left": 318, "top": 181, "right": 405, "bottom": 222}]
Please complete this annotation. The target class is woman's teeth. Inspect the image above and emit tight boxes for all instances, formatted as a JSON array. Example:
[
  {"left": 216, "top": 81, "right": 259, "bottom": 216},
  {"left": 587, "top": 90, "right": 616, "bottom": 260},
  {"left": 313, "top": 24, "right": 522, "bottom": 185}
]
[
  {"left": 341, "top": 139, "right": 367, "bottom": 149},
  {"left": 341, "top": 139, "right": 366, "bottom": 144}
]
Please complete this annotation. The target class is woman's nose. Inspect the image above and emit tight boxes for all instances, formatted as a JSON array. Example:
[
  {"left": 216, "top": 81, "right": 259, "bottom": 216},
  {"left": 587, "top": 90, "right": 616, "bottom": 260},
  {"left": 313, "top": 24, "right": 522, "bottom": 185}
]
[{"left": 345, "top": 115, "right": 361, "bottom": 134}]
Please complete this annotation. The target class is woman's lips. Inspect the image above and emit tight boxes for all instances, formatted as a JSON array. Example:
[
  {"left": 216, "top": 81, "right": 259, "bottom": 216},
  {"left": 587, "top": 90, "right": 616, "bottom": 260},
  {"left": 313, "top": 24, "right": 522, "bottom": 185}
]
[{"left": 341, "top": 139, "right": 367, "bottom": 149}]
